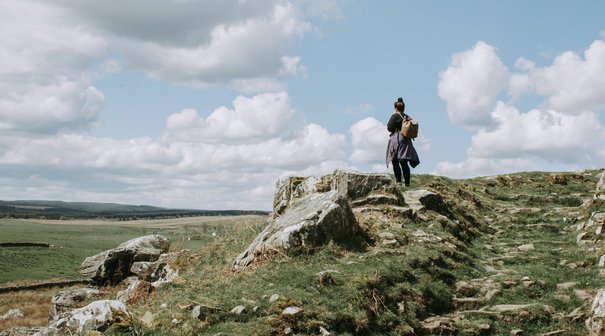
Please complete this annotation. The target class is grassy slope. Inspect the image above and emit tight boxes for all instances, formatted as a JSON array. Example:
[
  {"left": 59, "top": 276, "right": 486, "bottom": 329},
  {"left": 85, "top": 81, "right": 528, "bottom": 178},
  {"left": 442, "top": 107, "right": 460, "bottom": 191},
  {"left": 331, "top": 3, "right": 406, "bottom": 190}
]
[
  {"left": 0, "top": 217, "right": 256, "bottom": 284},
  {"left": 105, "top": 170, "right": 604, "bottom": 335}
]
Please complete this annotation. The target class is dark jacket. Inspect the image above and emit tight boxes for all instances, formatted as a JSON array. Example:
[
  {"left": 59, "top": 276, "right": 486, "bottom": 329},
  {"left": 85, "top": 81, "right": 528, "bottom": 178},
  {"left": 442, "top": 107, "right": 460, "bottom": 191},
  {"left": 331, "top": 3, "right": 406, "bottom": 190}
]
[{"left": 387, "top": 112, "right": 408, "bottom": 134}]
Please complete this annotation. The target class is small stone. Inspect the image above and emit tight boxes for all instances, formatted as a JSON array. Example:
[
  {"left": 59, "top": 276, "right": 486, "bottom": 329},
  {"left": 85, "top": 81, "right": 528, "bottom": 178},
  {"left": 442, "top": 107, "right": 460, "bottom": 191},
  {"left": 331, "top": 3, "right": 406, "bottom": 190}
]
[
  {"left": 269, "top": 294, "right": 280, "bottom": 303},
  {"left": 282, "top": 306, "right": 302, "bottom": 315},
  {"left": 171, "top": 318, "right": 181, "bottom": 325},
  {"left": 253, "top": 306, "right": 259, "bottom": 312},
  {"left": 140, "top": 311, "right": 155, "bottom": 328},
  {"left": 510, "top": 329, "right": 523, "bottom": 335},
  {"left": 517, "top": 244, "right": 534, "bottom": 252},
  {"left": 319, "top": 326, "right": 331, "bottom": 335},
  {"left": 0, "top": 309, "right": 24, "bottom": 320},
  {"left": 520, "top": 276, "right": 530, "bottom": 281},
  {"left": 318, "top": 271, "right": 337, "bottom": 287},
  {"left": 381, "top": 239, "right": 399, "bottom": 246},
  {"left": 378, "top": 232, "right": 396, "bottom": 240},
  {"left": 485, "top": 289, "right": 501, "bottom": 301},
  {"left": 556, "top": 282, "right": 578, "bottom": 291},
  {"left": 522, "top": 280, "right": 536, "bottom": 288},
  {"left": 160, "top": 303, "right": 168, "bottom": 309},
  {"left": 230, "top": 305, "right": 246, "bottom": 315},
  {"left": 284, "top": 327, "right": 293, "bottom": 334}
]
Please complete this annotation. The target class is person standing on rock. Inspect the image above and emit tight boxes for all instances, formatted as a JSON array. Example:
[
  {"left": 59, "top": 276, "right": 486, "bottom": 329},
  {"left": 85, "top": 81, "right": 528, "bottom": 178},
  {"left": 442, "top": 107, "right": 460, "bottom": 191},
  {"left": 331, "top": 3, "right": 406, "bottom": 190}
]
[{"left": 386, "top": 97, "right": 420, "bottom": 187}]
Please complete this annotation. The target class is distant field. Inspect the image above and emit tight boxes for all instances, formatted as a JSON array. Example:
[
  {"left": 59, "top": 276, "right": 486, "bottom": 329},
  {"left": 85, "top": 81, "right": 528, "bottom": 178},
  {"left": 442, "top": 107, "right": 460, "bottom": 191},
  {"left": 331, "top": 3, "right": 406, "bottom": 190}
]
[{"left": 0, "top": 215, "right": 266, "bottom": 284}]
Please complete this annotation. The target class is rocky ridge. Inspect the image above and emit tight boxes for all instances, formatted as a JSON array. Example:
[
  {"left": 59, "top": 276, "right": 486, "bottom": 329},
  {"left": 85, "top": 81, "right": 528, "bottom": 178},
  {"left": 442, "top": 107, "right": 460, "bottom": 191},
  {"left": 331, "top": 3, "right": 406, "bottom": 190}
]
[{"left": 2, "top": 169, "right": 605, "bottom": 335}]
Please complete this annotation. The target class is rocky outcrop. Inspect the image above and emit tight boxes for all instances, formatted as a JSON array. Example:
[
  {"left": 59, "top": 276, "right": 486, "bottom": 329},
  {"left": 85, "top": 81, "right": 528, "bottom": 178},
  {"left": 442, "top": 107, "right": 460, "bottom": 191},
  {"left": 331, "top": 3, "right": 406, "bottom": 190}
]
[
  {"left": 272, "top": 170, "right": 404, "bottom": 217},
  {"left": 49, "top": 300, "right": 130, "bottom": 335},
  {"left": 49, "top": 288, "right": 102, "bottom": 321},
  {"left": 233, "top": 190, "right": 359, "bottom": 270},
  {"left": 80, "top": 235, "right": 170, "bottom": 285}
]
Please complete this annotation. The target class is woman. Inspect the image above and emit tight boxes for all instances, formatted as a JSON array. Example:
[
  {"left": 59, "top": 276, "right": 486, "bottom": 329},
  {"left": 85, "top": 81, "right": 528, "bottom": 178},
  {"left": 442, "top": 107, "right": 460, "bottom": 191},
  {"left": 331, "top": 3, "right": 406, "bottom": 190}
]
[{"left": 386, "top": 97, "right": 420, "bottom": 187}]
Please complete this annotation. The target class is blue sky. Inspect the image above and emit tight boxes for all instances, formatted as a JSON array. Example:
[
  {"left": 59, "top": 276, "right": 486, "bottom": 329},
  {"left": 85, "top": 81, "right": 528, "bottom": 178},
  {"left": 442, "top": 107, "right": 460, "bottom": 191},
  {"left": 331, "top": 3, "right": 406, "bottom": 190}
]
[{"left": 1, "top": 1, "right": 604, "bottom": 210}]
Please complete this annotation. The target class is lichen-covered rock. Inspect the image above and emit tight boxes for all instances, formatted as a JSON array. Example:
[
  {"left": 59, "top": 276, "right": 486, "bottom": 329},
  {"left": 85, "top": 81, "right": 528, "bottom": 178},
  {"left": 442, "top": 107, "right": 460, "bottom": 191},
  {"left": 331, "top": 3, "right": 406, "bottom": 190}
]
[
  {"left": 49, "top": 288, "right": 102, "bottom": 322},
  {"left": 80, "top": 235, "right": 170, "bottom": 285},
  {"left": 403, "top": 189, "right": 449, "bottom": 215},
  {"left": 233, "top": 190, "right": 359, "bottom": 270},
  {"left": 49, "top": 300, "right": 130, "bottom": 335},
  {"left": 330, "top": 170, "right": 403, "bottom": 205},
  {"left": 116, "top": 277, "right": 154, "bottom": 304},
  {"left": 272, "top": 170, "right": 404, "bottom": 217},
  {"left": 587, "top": 289, "right": 605, "bottom": 335}
]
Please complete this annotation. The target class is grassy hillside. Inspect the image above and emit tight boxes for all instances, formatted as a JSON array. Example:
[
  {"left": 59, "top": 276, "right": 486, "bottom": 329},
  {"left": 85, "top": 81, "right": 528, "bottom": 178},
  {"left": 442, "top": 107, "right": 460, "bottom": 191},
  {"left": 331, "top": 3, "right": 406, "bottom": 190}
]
[
  {"left": 0, "top": 200, "right": 268, "bottom": 220},
  {"left": 95, "top": 170, "right": 604, "bottom": 335},
  {"left": 0, "top": 216, "right": 264, "bottom": 284}
]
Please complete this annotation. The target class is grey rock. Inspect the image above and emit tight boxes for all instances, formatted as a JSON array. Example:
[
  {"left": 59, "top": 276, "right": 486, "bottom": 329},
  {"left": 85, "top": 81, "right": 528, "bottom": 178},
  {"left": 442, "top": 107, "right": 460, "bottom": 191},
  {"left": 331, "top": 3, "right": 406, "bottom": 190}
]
[
  {"left": 0, "top": 327, "right": 58, "bottom": 336},
  {"left": 272, "top": 170, "right": 404, "bottom": 218},
  {"left": 130, "top": 255, "right": 179, "bottom": 285},
  {"left": 282, "top": 306, "right": 302, "bottom": 315},
  {"left": 116, "top": 277, "right": 153, "bottom": 303},
  {"left": 403, "top": 189, "right": 449, "bottom": 215},
  {"left": 587, "top": 289, "right": 605, "bottom": 335},
  {"left": 49, "top": 300, "right": 129, "bottom": 335},
  {"left": 49, "top": 287, "right": 101, "bottom": 321},
  {"left": 517, "top": 244, "right": 535, "bottom": 252},
  {"left": 0, "top": 309, "right": 24, "bottom": 321},
  {"left": 191, "top": 304, "right": 221, "bottom": 320},
  {"left": 80, "top": 235, "right": 170, "bottom": 285},
  {"left": 230, "top": 305, "right": 246, "bottom": 315},
  {"left": 269, "top": 294, "right": 280, "bottom": 303},
  {"left": 233, "top": 191, "right": 360, "bottom": 270}
]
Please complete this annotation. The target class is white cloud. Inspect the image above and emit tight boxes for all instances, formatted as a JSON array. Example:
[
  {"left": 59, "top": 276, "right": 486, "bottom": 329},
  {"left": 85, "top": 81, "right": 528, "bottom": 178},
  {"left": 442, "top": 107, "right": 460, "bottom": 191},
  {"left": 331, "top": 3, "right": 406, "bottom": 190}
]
[
  {"left": 0, "top": 0, "right": 107, "bottom": 133},
  {"left": 468, "top": 102, "right": 605, "bottom": 163},
  {"left": 0, "top": 91, "right": 348, "bottom": 209},
  {"left": 437, "top": 41, "right": 509, "bottom": 128},
  {"left": 530, "top": 40, "right": 605, "bottom": 112},
  {"left": 162, "top": 92, "right": 295, "bottom": 144},
  {"left": 0, "top": 0, "right": 341, "bottom": 134},
  {"left": 349, "top": 117, "right": 388, "bottom": 163},
  {"left": 437, "top": 38, "right": 605, "bottom": 179}
]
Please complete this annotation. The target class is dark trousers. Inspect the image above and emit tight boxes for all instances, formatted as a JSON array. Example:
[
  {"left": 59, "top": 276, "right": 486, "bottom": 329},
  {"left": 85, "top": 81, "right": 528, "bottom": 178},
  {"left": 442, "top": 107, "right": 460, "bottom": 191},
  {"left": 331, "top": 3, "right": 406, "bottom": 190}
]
[{"left": 392, "top": 159, "right": 410, "bottom": 185}]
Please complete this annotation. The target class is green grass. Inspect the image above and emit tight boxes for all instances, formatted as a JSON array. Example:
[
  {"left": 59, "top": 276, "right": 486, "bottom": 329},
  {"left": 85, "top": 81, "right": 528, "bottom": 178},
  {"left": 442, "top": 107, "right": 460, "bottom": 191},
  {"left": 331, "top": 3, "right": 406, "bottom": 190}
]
[{"left": 0, "top": 219, "right": 236, "bottom": 284}]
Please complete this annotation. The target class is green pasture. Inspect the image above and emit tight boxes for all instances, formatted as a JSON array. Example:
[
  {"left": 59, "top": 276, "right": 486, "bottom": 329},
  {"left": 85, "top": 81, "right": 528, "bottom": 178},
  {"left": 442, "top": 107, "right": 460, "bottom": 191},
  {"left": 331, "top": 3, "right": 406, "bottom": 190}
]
[{"left": 0, "top": 219, "right": 227, "bottom": 284}]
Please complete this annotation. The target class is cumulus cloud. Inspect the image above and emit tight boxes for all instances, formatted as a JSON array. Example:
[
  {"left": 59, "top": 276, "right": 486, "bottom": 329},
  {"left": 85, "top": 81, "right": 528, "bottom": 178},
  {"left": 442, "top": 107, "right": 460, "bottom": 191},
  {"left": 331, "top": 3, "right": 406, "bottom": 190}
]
[
  {"left": 0, "top": 0, "right": 336, "bottom": 134},
  {"left": 436, "top": 38, "right": 605, "bottom": 178},
  {"left": 468, "top": 102, "right": 605, "bottom": 163},
  {"left": 0, "top": 91, "right": 348, "bottom": 209},
  {"left": 349, "top": 117, "right": 388, "bottom": 163},
  {"left": 163, "top": 92, "right": 295, "bottom": 144},
  {"left": 437, "top": 41, "right": 509, "bottom": 128},
  {"left": 529, "top": 40, "right": 605, "bottom": 112},
  {"left": 0, "top": 0, "right": 106, "bottom": 133},
  {"left": 54, "top": 0, "right": 314, "bottom": 87}
]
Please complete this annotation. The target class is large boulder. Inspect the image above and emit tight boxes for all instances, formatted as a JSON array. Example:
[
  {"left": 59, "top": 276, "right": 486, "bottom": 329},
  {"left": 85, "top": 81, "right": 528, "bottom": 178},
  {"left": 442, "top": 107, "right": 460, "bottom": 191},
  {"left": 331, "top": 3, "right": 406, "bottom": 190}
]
[
  {"left": 233, "top": 190, "right": 360, "bottom": 270},
  {"left": 272, "top": 170, "right": 404, "bottom": 217},
  {"left": 49, "top": 288, "right": 102, "bottom": 322},
  {"left": 80, "top": 235, "right": 170, "bottom": 285},
  {"left": 49, "top": 300, "right": 130, "bottom": 335}
]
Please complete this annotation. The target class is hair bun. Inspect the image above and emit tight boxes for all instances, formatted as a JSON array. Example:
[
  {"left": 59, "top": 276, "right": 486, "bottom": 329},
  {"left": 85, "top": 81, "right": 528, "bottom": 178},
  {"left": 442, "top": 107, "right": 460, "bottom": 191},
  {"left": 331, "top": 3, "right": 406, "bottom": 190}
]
[{"left": 397, "top": 97, "right": 404, "bottom": 103}]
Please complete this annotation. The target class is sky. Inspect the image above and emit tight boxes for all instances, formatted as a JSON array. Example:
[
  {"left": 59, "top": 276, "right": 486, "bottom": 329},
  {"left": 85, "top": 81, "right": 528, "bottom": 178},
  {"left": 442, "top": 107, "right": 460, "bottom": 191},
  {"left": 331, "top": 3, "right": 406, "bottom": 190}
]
[{"left": 1, "top": 0, "right": 605, "bottom": 210}]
